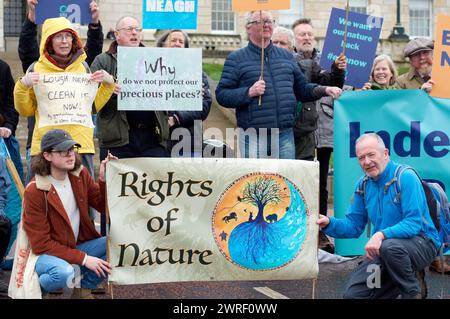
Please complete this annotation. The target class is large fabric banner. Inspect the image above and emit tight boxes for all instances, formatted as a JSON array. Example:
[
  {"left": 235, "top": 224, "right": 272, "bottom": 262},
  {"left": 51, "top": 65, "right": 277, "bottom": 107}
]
[
  {"left": 107, "top": 158, "right": 319, "bottom": 285},
  {"left": 334, "top": 90, "right": 450, "bottom": 256},
  {"left": 33, "top": 73, "right": 98, "bottom": 128},
  {"left": 430, "top": 15, "right": 450, "bottom": 99},
  {"left": 320, "top": 8, "right": 383, "bottom": 88},
  {"left": 35, "top": 0, "right": 91, "bottom": 25},
  {"left": 143, "top": 0, "right": 198, "bottom": 30},
  {"left": 117, "top": 47, "right": 203, "bottom": 111}
]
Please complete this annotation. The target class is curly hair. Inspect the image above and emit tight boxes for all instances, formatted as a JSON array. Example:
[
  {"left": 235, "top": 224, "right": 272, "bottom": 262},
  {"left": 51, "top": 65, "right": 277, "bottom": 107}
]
[{"left": 31, "top": 152, "right": 82, "bottom": 177}]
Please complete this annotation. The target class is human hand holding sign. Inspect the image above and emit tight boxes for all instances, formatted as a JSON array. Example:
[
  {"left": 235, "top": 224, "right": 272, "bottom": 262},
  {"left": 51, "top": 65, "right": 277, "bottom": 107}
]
[
  {"left": 248, "top": 79, "right": 266, "bottom": 98},
  {"left": 335, "top": 53, "right": 347, "bottom": 70},
  {"left": 27, "top": 0, "right": 38, "bottom": 23},
  {"left": 20, "top": 72, "right": 39, "bottom": 87},
  {"left": 90, "top": 0, "right": 99, "bottom": 24}
]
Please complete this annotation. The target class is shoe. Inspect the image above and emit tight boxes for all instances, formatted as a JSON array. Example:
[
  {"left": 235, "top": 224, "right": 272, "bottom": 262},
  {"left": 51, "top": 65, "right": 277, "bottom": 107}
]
[
  {"left": 71, "top": 288, "right": 95, "bottom": 299},
  {"left": 91, "top": 284, "right": 106, "bottom": 295},
  {"left": 429, "top": 258, "right": 450, "bottom": 274},
  {"left": 318, "top": 230, "right": 335, "bottom": 254},
  {"left": 416, "top": 270, "right": 427, "bottom": 299}
]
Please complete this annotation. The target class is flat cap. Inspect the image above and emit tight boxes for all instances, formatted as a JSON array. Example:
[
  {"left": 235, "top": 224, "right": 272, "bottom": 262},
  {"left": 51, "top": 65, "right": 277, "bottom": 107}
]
[{"left": 404, "top": 38, "right": 434, "bottom": 58}]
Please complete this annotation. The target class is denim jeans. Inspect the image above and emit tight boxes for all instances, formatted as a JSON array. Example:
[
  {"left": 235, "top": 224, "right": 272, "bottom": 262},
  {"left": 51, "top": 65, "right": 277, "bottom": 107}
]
[
  {"left": 35, "top": 236, "right": 107, "bottom": 293},
  {"left": 239, "top": 128, "right": 295, "bottom": 159}
]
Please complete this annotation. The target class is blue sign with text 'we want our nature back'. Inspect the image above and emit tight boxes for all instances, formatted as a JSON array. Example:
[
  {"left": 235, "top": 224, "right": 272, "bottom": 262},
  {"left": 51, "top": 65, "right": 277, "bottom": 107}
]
[
  {"left": 143, "top": 0, "right": 198, "bottom": 30},
  {"left": 320, "top": 8, "right": 383, "bottom": 88},
  {"left": 35, "top": 0, "right": 91, "bottom": 25}
]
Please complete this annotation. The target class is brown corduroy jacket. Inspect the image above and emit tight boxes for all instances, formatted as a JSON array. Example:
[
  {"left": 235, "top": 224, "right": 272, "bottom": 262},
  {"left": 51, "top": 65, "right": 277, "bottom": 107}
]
[{"left": 23, "top": 166, "right": 105, "bottom": 265}]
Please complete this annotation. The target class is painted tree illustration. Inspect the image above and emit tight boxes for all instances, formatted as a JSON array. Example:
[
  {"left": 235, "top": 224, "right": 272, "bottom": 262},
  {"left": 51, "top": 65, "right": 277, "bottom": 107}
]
[
  {"left": 240, "top": 177, "right": 283, "bottom": 223},
  {"left": 228, "top": 176, "right": 287, "bottom": 266}
]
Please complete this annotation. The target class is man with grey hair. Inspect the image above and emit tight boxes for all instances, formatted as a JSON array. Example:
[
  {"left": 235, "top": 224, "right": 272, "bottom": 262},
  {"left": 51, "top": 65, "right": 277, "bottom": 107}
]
[
  {"left": 292, "top": 18, "right": 347, "bottom": 253},
  {"left": 395, "top": 38, "right": 434, "bottom": 90},
  {"left": 91, "top": 16, "right": 169, "bottom": 161},
  {"left": 317, "top": 133, "right": 440, "bottom": 299},
  {"left": 272, "top": 26, "right": 294, "bottom": 52},
  {"left": 216, "top": 11, "right": 342, "bottom": 159}
]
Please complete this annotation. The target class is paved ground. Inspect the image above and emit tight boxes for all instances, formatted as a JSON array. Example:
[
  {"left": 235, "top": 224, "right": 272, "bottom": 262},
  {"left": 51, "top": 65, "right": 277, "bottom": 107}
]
[{"left": 0, "top": 53, "right": 448, "bottom": 300}]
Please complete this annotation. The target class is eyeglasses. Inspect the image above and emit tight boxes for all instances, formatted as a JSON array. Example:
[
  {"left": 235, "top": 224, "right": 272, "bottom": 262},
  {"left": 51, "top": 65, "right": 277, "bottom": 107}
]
[
  {"left": 53, "top": 33, "right": 73, "bottom": 42},
  {"left": 51, "top": 146, "right": 79, "bottom": 157},
  {"left": 273, "top": 40, "right": 289, "bottom": 46},
  {"left": 248, "top": 19, "right": 276, "bottom": 26},
  {"left": 296, "top": 32, "right": 314, "bottom": 38},
  {"left": 116, "top": 26, "right": 143, "bottom": 33}
]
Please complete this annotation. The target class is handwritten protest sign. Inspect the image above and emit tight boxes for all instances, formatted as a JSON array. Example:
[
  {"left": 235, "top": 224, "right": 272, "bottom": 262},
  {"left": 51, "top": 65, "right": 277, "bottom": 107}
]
[
  {"left": 33, "top": 73, "right": 97, "bottom": 128},
  {"left": 35, "top": 0, "right": 91, "bottom": 25},
  {"left": 117, "top": 47, "right": 202, "bottom": 111},
  {"left": 232, "top": 0, "right": 290, "bottom": 11},
  {"left": 320, "top": 8, "right": 383, "bottom": 88},
  {"left": 143, "top": 0, "right": 198, "bottom": 29},
  {"left": 430, "top": 15, "right": 450, "bottom": 99},
  {"left": 107, "top": 158, "right": 319, "bottom": 285}
]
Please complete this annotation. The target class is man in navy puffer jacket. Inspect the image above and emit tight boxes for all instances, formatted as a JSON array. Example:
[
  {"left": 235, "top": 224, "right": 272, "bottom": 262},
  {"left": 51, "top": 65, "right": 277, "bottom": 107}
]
[{"left": 215, "top": 10, "right": 342, "bottom": 159}]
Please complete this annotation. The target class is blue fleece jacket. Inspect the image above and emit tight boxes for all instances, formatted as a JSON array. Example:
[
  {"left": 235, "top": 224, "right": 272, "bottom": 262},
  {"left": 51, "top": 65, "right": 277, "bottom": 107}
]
[{"left": 324, "top": 161, "right": 441, "bottom": 249}]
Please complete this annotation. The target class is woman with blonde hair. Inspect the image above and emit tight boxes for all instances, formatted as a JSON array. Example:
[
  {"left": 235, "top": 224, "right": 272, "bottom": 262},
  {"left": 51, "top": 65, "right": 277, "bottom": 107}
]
[{"left": 362, "top": 54, "right": 398, "bottom": 90}]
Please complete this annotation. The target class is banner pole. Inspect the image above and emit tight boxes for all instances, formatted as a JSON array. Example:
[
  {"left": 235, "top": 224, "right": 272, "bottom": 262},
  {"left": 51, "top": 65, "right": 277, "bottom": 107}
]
[
  {"left": 312, "top": 278, "right": 316, "bottom": 299},
  {"left": 258, "top": 10, "right": 264, "bottom": 107},
  {"left": 342, "top": 0, "right": 350, "bottom": 56},
  {"left": 105, "top": 180, "right": 114, "bottom": 299}
]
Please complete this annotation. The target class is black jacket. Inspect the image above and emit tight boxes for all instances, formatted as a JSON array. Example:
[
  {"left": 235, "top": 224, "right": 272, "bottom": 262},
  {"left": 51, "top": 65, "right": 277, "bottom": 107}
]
[
  {"left": 0, "top": 59, "right": 18, "bottom": 135},
  {"left": 168, "top": 72, "right": 212, "bottom": 155}
]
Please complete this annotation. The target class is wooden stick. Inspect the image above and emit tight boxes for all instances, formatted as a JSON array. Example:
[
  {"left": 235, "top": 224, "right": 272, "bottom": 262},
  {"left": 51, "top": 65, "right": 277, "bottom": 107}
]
[
  {"left": 104, "top": 177, "right": 114, "bottom": 299},
  {"left": 5, "top": 158, "right": 24, "bottom": 199},
  {"left": 258, "top": 10, "right": 264, "bottom": 107},
  {"left": 312, "top": 278, "right": 317, "bottom": 299},
  {"left": 342, "top": 0, "right": 350, "bottom": 56},
  {"left": 1, "top": 138, "right": 25, "bottom": 198}
]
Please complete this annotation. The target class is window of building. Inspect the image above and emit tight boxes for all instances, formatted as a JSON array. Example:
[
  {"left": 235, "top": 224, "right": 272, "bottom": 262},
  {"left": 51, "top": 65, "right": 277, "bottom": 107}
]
[
  {"left": 349, "top": 0, "right": 367, "bottom": 14},
  {"left": 278, "top": 0, "right": 303, "bottom": 29},
  {"left": 4, "top": 0, "right": 26, "bottom": 37},
  {"left": 409, "top": 0, "right": 432, "bottom": 38},
  {"left": 211, "top": 0, "right": 235, "bottom": 33}
]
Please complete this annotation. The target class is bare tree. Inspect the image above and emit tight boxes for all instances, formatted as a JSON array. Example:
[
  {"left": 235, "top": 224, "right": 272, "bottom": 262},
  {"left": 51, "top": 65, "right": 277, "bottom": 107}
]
[{"left": 240, "top": 177, "right": 284, "bottom": 222}]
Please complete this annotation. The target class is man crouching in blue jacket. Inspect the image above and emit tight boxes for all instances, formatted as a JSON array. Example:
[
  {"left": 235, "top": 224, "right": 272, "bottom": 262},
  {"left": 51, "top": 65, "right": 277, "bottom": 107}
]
[
  {"left": 215, "top": 10, "right": 342, "bottom": 159},
  {"left": 317, "top": 133, "right": 440, "bottom": 299}
]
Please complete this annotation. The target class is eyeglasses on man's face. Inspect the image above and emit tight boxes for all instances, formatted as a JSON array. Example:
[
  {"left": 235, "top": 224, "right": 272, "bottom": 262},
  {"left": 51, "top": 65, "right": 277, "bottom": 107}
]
[
  {"left": 248, "top": 19, "right": 276, "bottom": 26},
  {"left": 51, "top": 146, "right": 79, "bottom": 157},
  {"left": 116, "top": 26, "right": 143, "bottom": 33},
  {"left": 53, "top": 32, "right": 73, "bottom": 42}
]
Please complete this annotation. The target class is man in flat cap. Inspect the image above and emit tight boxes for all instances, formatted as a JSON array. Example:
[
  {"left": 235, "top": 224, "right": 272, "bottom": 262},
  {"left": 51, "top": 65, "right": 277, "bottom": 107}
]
[{"left": 395, "top": 38, "right": 434, "bottom": 90}]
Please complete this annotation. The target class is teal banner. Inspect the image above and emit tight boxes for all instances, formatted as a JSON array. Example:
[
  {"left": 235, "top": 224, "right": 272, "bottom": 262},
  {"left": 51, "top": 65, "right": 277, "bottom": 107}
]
[{"left": 334, "top": 90, "right": 450, "bottom": 256}]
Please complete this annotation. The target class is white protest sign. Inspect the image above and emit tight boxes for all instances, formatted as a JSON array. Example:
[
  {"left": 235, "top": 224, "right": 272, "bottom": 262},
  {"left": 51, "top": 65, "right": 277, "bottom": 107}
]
[
  {"left": 117, "top": 47, "right": 203, "bottom": 111},
  {"left": 107, "top": 158, "right": 319, "bottom": 285},
  {"left": 34, "top": 73, "right": 97, "bottom": 128}
]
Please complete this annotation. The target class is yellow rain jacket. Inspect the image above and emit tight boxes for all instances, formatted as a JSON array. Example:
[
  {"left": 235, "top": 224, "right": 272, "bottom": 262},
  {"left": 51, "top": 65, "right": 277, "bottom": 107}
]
[{"left": 14, "top": 17, "right": 114, "bottom": 155}]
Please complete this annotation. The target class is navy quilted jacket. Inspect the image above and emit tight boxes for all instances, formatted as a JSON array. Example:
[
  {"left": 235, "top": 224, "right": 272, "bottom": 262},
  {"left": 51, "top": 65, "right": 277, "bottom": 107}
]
[{"left": 216, "top": 41, "right": 320, "bottom": 129}]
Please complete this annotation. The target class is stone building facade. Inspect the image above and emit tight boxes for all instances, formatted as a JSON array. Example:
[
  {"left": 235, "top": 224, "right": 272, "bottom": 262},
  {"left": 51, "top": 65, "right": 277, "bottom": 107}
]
[{"left": 1, "top": 0, "right": 449, "bottom": 62}]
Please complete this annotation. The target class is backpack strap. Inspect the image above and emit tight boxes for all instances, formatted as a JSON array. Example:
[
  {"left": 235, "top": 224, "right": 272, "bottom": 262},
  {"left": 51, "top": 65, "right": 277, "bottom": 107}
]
[
  {"left": 354, "top": 175, "right": 372, "bottom": 237},
  {"left": 26, "top": 62, "right": 37, "bottom": 73},
  {"left": 81, "top": 61, "right": 91, "bottom": 73}
]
